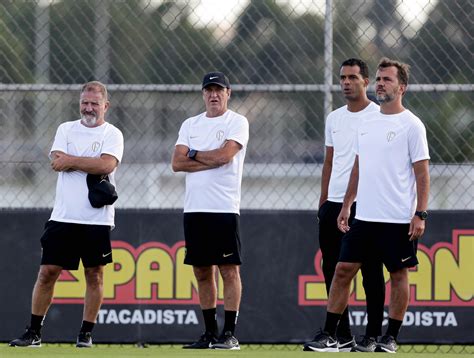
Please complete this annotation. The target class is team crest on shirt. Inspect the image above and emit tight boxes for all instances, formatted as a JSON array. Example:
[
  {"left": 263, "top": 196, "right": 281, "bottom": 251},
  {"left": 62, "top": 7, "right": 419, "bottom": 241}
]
[
  {"left": 386, "top": 131, "right": 396, "bottom": 142},
  {"left": 92, "top": 141, "right": 101, "bottom": 152},
  {"left": 216, "top": 130, "right": 224, "bottom": 141}
]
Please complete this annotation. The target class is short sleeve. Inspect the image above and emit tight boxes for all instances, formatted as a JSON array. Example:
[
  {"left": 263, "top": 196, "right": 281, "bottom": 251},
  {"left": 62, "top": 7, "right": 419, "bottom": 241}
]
[
  {"left": 228, "top": 114, "right": 249, "bottom": 148},
  {"left": 102, "top": 125, "right": 124, "bottom": 163},
  {"left": 352, "top": 126, "right": 360, "bottom": 155},
  {"left": 408, "top": 119, "right": 430, "bottom": 163},
  {"left": 325, "top": 115, "right": 334, "bottom": 147},
  {"left": 175, "top": 119, "right": 190, "bottom": 148},
  {"left": 49, "top": 123, "right": 68, "bottom": 159}
]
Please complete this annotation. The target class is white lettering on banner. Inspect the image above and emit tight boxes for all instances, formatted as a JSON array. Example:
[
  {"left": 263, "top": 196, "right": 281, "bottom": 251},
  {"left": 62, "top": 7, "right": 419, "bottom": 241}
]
[
  {"left": 403, "top": 311, "right": 458, "bottom": 327},
  {"left": 349, "top": 311, "right": 458, "bottom": 327},
  {"left": 97, "top": 309, "right": 199, "bottom": 325},
  {"left": 351, "top": 311, "right": 366, "bottom": 325}
]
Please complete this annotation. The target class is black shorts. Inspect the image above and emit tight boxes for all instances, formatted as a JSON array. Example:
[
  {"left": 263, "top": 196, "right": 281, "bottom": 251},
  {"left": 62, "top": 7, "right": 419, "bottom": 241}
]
[
  {"left": 339, "top": 219, "right": 418, "bottom": 273},
  {"left": 40, "top": 220, "right": 112, "bottom": 270},
  {"left": 318, "top": 200, "right": 356, "bottom": 269},
  {"left": 183, "top": 213, "right": 242, "bottom": 266}
]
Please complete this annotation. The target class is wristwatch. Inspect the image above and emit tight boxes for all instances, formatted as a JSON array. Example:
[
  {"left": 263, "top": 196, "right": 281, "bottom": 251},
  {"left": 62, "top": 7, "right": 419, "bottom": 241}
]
[
  {"left": 187, "top": 149, "right": 198, "bottom": 160},
  {"left": 414, "top": 210, "right": 428, "bottom": 220}
]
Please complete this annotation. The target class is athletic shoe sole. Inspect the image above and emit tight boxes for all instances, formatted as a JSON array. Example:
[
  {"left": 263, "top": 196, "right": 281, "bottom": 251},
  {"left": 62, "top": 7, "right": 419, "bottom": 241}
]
[
  {"left": 213, "top": 346, "right": 241, "bottom": 350},
  {"left": 376, "top": 346, "right": 396, "bottom": 353},
  {"left": 339, "top": 348, "right": 353, "bottom": 352},
  {"left": 305, "top": 346, "right": 339, "bottom": 352}
]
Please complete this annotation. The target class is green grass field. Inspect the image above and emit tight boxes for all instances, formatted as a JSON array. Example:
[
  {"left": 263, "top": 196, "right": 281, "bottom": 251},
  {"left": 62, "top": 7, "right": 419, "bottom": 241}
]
[{"left": 0, "top": 344, "right": 473, "bottom": 357}]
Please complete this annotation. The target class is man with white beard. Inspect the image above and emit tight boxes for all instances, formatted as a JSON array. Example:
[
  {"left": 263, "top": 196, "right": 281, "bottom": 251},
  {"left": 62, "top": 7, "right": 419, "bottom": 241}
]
[{"left": 10, "top": 81, "right": 124, "bottom": 348}]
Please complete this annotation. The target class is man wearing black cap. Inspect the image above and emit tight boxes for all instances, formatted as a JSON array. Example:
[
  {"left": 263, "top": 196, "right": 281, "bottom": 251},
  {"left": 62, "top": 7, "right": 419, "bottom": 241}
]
[
  {"left": 172, "top": 72, "right": 249, "bottom": 350},
  {"left": 10, "top": 81, "right": 124, "bottom": 348}
]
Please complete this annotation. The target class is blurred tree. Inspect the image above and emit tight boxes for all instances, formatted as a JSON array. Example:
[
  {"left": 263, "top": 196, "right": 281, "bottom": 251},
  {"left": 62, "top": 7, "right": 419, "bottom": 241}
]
[
  {"left": 332, "top": 0, "right": 408, "bottom": 81},
  {"left": 49, "top": 0, "right": 95, "bottom": 83},
  {"left": 222, "top": 0, "right": 324, "bottom": 84},
  {"left": 144, "top": 2, "right": 219, "bottom": 84},
  {"left": 406, "top": 0, "right": 473, "bottom": 162},
  {"left": 332, "top": 1, "right": 376, "bottom": 88},
  {"left": 0, "top": 2, "right": 35, "bottom": 83},
  {"left": 108, "top": 0, "right": 154, "bottom": 83},
  {"left": 409, "top": 0, "right": 472, "bottom": 84},
  {"left": 364, "top": 0, "right": 408, "bottom": 59}
]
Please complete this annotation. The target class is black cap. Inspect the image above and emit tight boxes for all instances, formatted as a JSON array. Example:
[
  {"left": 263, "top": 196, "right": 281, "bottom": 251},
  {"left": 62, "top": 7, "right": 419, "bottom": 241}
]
[
  {"left": 202, "top": 72, "right": 230, "bottom": 89},
  {"left": 86, "top": 174, "right": 118, "bottom": 208}
]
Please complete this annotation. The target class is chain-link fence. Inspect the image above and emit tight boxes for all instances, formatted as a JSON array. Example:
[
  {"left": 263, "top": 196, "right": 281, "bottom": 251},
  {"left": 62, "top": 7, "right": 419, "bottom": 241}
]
[
  {"left": 0, "top": 0, "right": 473, "bottom": 351},
  {"left": 0, "top": 0, "right": 472, "bottom": 210}
]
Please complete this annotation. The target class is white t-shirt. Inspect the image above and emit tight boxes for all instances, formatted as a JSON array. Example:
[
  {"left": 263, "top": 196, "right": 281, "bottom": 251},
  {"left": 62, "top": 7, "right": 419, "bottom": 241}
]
[
  {"left": 176, "top": 110, "right": 249, "bottom": 214},
  {"left": 354, "top": 110, "right": 430, "bottom": 223},
  {"left": 325, "top": 102, "right": 379, "bottom": 202},
  {"left": 49, "top": 120, "right": 124, "bottom": 227}
]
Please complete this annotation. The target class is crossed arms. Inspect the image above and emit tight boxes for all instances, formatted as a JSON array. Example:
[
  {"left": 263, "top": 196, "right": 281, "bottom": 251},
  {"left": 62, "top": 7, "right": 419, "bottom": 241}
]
[
  {"left": 50, "top": 151, "right": 118, "bottom": 175},
  {"left": 171, "top": 140, "right": 242, "bottom": 173}
]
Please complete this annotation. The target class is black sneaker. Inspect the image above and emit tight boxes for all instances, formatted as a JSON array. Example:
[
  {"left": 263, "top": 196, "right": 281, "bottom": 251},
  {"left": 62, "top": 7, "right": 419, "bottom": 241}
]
[
  {"left": 76, "top": 331, "right": 93, "bottom": 348},
  {"left": 351, "top": 335, "right": 377, "bottom": 352},
  {"left": 182, "top": 331, "right": 217, "bottom": 349},
  {"left": 337, "top": 335, "right": 356, "bottom": 352},
  {"left": 303, "top": 330, "right": 338, "bottom": 352},
  {"left": 212, "top": 331, "right": 240, "bottom": 350},
  {"left": 376, "top": 335, "right": 397, "bottom": 353},
  {"left": 9, "top": 327, "right": 42, "bottom": 347}
]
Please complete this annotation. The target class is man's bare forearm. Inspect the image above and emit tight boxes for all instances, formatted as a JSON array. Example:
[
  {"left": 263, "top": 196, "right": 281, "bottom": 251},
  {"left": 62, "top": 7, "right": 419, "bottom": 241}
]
[
  {"left": 194, "top": 148, "right": 230, "bottom": 167},
  {"left": 413, "top": 159, "right": 430, "bottom": 211},
  {"left": 172, "top": 141, "right": 241, "bottom": 173},
  {"left": 70, "top": 156, "right": 117, "bottom": 174},
  {"left": 174, "top": 156, "right": 219, "bottom": 172},
  {"left": 171, "top": 146, "right": 219, "bottom": 173},
  {"left": 319, "top": 147, "right": 333, "bottom": 207},
  {"left": 51, "top": 152, "right": 117, "bottom": 174}
]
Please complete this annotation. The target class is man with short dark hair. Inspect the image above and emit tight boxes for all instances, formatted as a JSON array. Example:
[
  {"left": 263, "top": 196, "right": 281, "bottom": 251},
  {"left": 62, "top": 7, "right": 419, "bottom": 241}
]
[
  {"left": 304, "top": 58, "right": 386, "bottom": 353},
  {"left": 172, "top": 72, "right": 249, "bottom": 350},
  {"left": 10, "top": 81, "right": 124, "bottom": 348},
  {"left": 310, "top": 57, "right": 430, "bottom": 353}
]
